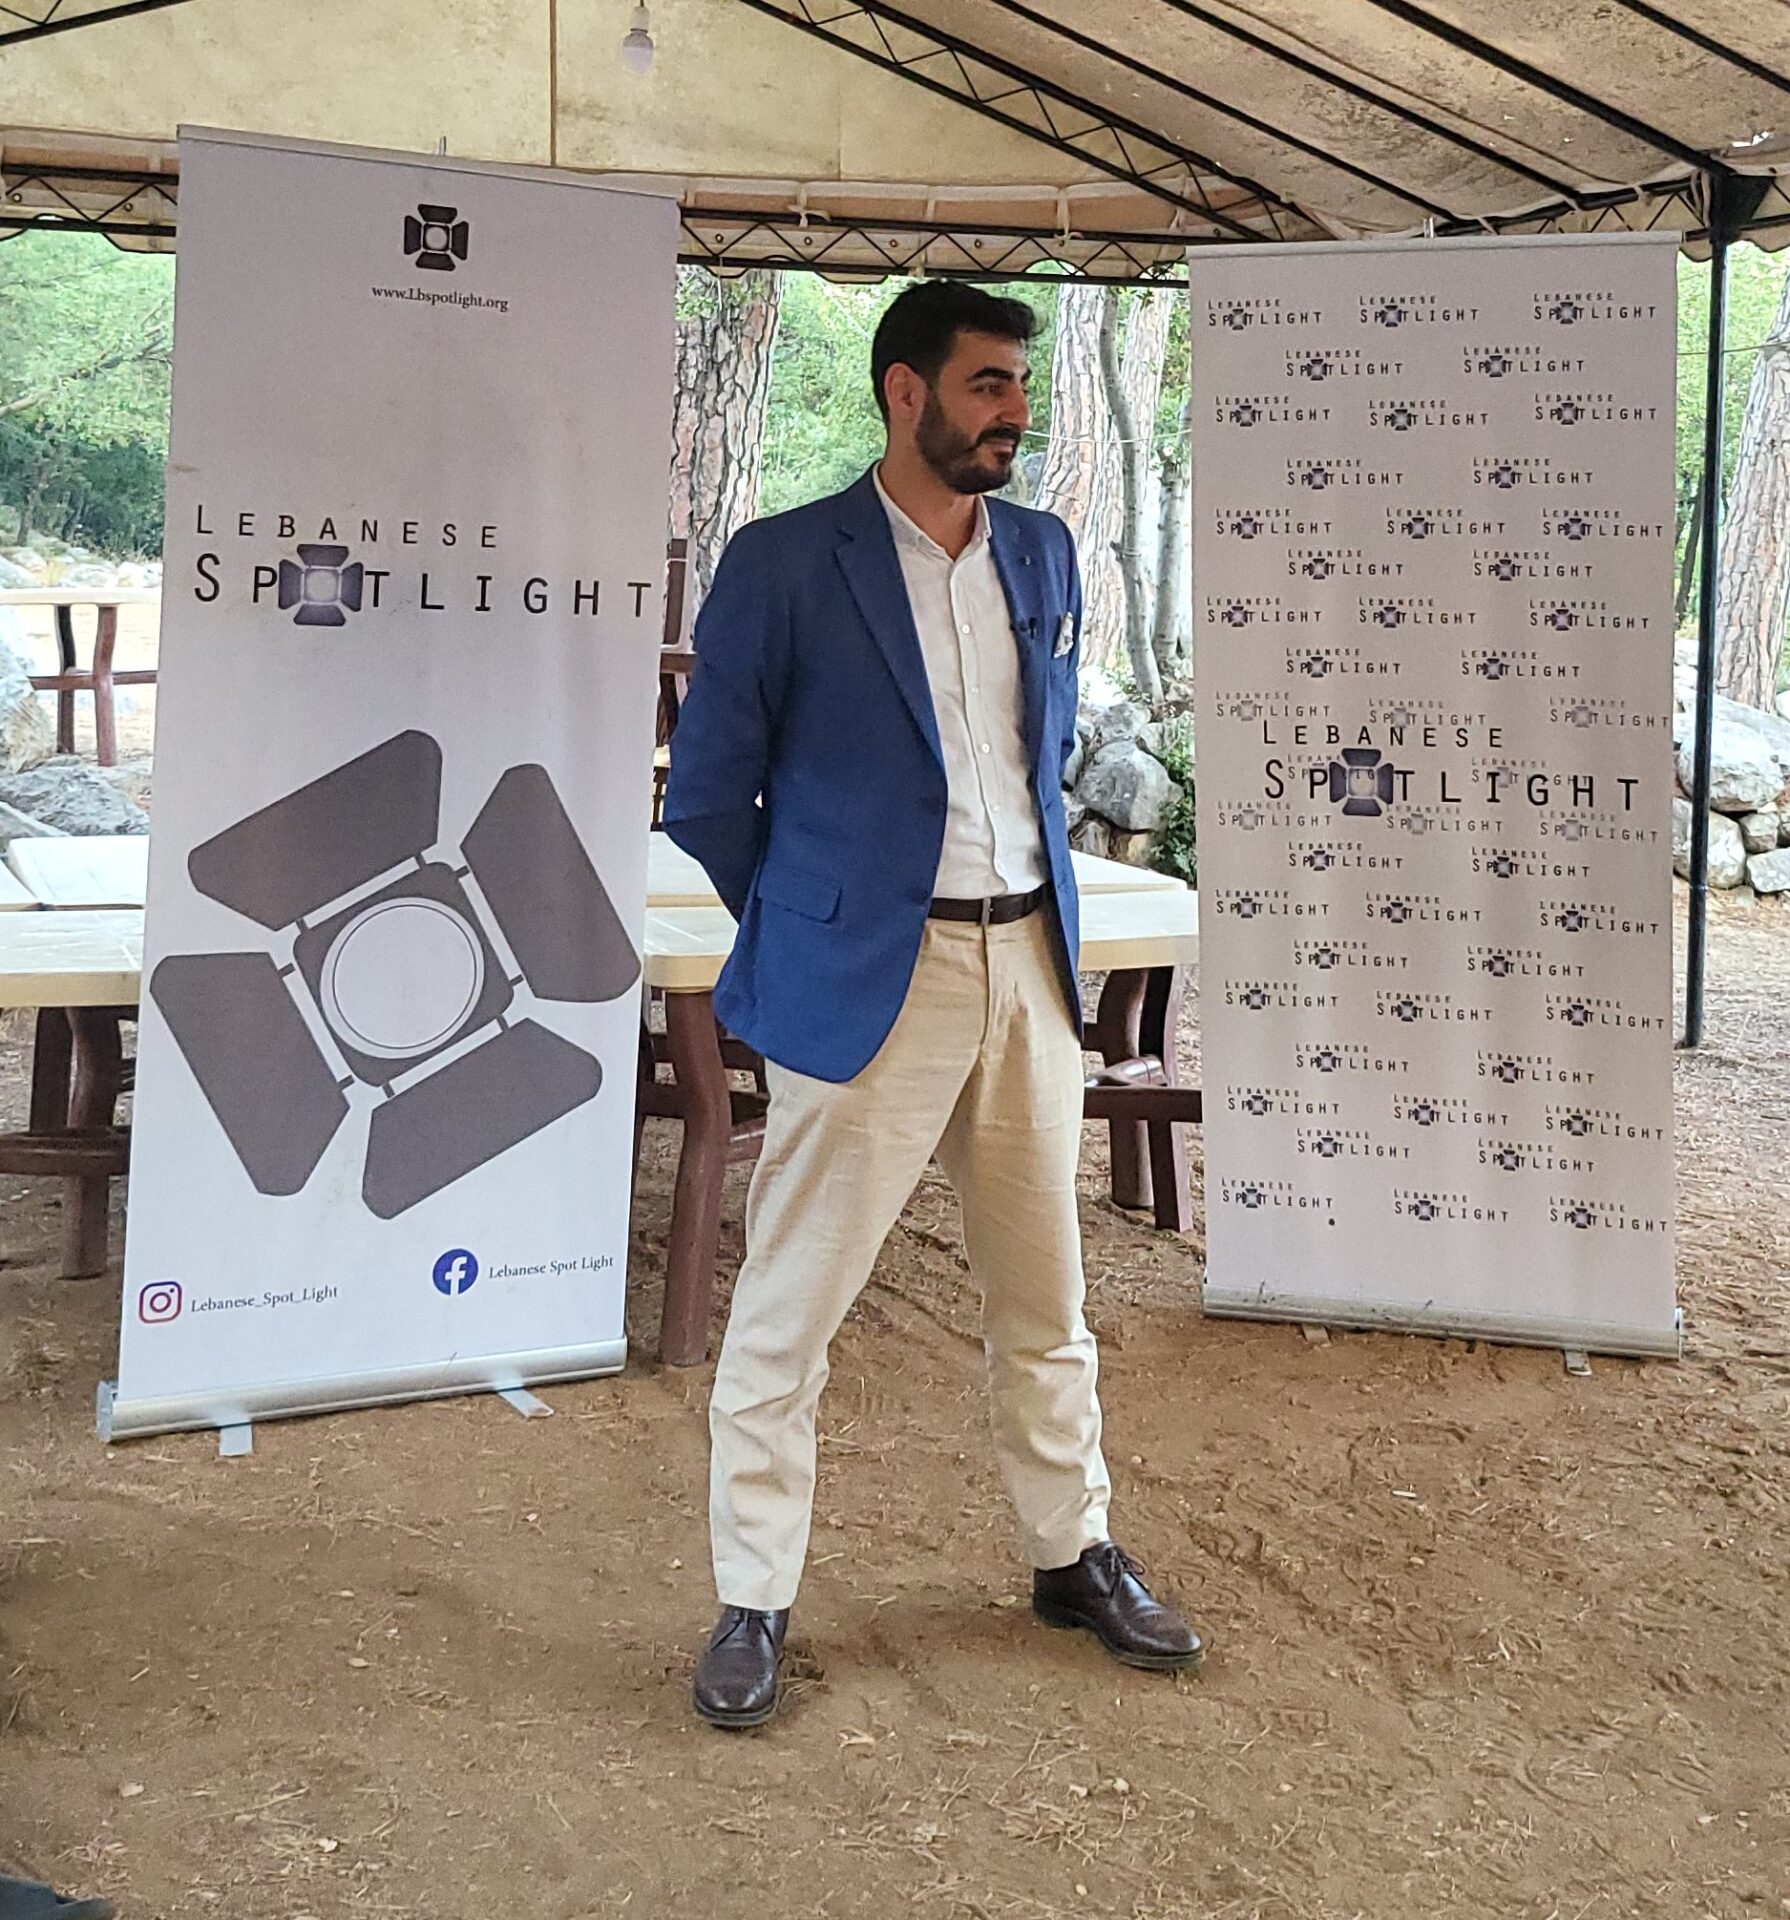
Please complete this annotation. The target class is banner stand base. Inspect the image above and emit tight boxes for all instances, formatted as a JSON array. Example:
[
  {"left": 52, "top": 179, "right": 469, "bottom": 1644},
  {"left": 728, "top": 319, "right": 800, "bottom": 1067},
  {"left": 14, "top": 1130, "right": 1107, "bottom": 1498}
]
[
  {"left": 1202, "top": 1289, "right": 1682, "bottom": 1362},
  {"left": 99, "top": 1339, "right": 627, "bottom": 1442}
]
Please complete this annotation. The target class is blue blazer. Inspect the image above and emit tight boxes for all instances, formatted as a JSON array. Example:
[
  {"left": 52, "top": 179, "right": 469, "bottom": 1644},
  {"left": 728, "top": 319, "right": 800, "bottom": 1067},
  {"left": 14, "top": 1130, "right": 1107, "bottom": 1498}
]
[{"left": 663, "top": 468, "right": 1084, "bottom": 1083}]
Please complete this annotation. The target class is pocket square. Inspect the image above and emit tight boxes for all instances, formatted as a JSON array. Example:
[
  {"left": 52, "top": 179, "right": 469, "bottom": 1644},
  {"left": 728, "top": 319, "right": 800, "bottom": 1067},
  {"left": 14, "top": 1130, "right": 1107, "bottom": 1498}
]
[{"left": 1053, "top": 612, "right": 1075, "bottom": 658}]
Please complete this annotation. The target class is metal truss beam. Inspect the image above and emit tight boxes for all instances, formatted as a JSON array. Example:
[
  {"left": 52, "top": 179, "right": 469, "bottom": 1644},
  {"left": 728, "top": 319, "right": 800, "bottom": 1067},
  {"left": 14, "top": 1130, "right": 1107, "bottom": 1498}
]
[
  {"left": 0, "top": 159, "right": 178, "bottom": 242},
  {"left": 678, "top": 206, "right": 1188, "bottom": 282},
  {"left": 732, "top": 0, "right": 1318, "bottom": 244},
  {"left": 0, "top": 0, "right": 196, "bottom": 50}
]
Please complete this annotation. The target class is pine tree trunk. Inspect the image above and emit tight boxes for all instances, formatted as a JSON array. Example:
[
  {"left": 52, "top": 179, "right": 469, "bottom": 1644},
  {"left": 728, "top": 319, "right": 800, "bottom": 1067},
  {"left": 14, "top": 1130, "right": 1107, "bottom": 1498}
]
[
  {"left": 1714, "top": 266, "right": 1790, "bottom": 710},
  {"left": 1152, "top": 386, "right": 1194, "bottom": 683},
  {"left": 1097, "top": 290, "right": 1163, "bottom": 708},
  {"left": 669, "top": 268, "right": 783, "bottom": 612},
  {"left": 1034, "top": 286, "right": 1114, "bottom": 663}
]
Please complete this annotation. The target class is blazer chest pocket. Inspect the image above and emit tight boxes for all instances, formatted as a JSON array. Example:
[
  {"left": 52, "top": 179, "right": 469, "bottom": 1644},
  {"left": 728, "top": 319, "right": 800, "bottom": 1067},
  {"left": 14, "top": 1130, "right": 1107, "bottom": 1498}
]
[{"left": 756, "top": 862, "right": 842, "bottom": 924}]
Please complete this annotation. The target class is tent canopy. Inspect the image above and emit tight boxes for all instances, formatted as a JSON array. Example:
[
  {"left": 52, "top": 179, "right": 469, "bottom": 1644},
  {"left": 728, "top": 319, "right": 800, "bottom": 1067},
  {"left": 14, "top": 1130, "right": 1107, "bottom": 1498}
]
[{"left": 2, "top": 0, "right": 1788, "bottom": 275}]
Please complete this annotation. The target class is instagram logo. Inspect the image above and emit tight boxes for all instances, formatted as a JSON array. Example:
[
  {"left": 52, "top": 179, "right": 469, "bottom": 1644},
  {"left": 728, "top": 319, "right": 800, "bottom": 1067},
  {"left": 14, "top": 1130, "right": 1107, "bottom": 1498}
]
[{"left": 138, "top": 1281, "right": 183, "bottom": 1324}]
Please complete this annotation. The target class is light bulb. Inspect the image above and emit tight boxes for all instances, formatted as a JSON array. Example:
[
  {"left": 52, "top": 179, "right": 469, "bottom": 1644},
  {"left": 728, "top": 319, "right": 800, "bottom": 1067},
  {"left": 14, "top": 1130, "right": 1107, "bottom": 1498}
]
[{"left": 621, "top": 3, "right": 654, "bottom": 74}]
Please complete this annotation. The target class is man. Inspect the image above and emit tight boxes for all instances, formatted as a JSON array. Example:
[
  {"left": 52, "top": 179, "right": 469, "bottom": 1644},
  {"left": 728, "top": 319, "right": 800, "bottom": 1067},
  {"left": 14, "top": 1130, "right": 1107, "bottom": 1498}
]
[{"left": 665, "top": 281, "right": 1204, "bottom": 1730}]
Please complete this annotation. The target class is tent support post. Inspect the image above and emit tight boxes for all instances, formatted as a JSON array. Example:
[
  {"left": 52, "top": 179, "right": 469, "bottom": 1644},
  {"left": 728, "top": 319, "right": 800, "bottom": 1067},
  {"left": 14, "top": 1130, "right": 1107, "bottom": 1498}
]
[{"left": 1683, "top": 176, "right": 1734, "bottom": 1049}]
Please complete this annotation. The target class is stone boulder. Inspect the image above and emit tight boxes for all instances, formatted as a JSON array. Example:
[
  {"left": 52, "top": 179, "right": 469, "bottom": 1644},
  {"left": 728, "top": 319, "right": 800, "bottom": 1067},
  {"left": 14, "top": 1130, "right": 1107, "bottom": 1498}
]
[
  {"left": 0, "top": 757, "right": 149, "bottom": 836},
  {"left": 1676, "top": 715, "right": 1781, "bottom": 814},
  {"left": 1081, "top": 698, "right": 1149, "bottom": 757},
  {"left": 1063, "top": 734, "right": 1086, "bottom": 791},
  {"left": 1747, "top": 848, "right": 1790, "bottom": 895},
  {"left": 1739, "top": 809, "right": 1780, "bottom": 855},
  {"left": 1075, "top": 739, "right": 1181, "bottom": 832},
  {"left": 0, "top": 554, "right": 39, "bottom": 590},
  {"left": 1672, "top": 796, "right": 1747, "bottom": 888},
  {"left": 1070, "top": 814, "right": 1113, "bottom": 859},
  {"left": 0, "top": 633, "right": 54, "bottom": 776},
  {"left": 1718, "top": 698, "right": 1790, "bottom": 790},
  {"left": 0, "top": 799, "right": 65, "bottom": 850}
]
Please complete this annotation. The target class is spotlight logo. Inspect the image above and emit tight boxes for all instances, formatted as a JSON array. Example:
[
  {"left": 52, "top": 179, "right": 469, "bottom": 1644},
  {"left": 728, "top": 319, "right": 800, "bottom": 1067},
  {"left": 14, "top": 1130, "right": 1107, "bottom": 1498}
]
[
  {"left": 405, "top": 203, "right": 471, "bottom": 272},
  {"left": 138, "top": 1280, "right": 184, "bottom": 1324},
  {"left": 278, "top": 544, "right": 365, "bottom": 628},
  {"left": 1329, "top": 748, "right": 1399, "bottom": 818},
  {"left": 433, "top": 1249, "right": 480, "bottom": 1296}
]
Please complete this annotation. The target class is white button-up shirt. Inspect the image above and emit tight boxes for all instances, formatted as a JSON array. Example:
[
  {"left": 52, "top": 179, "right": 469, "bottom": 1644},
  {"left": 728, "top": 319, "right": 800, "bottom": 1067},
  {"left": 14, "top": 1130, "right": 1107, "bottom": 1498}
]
[{"left": 874, "top": 467, "right": 1045, "bottom": 898}]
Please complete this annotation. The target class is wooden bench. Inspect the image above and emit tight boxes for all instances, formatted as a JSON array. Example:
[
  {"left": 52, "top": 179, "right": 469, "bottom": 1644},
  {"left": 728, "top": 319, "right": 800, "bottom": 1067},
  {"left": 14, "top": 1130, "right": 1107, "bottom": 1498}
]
[{"left": 0, "top": 587, "right": 161, "bottom": 768}]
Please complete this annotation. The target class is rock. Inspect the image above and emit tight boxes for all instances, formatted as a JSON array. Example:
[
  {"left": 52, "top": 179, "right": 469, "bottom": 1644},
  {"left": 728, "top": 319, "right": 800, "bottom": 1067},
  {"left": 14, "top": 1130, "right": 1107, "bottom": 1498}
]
[
  {"left": 1672, "top": 798, "right": 1748, "bottom": 887},
  {"left": 1083, "top": 699, "right": 1148, "bottom": 756},
  {"left": 0, "top": 757, "right": 149, "bottom": 836},
  {"left": 1063, "top": 735, "right": 1085, "bottom": 791},
  {"left": 1718, "top": 698, "right": 1790, "bottom": 790},
  {"left": 1747, "top": 848, "right": 1790, "bottom": 894},
  {"left": 58, "top": 562, "right": 120, "bottom": 589},
  {"left": 0, "top": 554, "right": 39, "bottom": 589},
  {"left": 1075, "top": 739, "right": 1180, "bottom": 832},
  {"left": 1109, "top": 829, "right": 1158, "bottom": 867},
  {"left": 1676, "top": 716, "right": 1781, "bottom": 814},
  {"left": 0, "top": 635, "right": 54, "bottom": 776},
  {"left": 1063, "top": 798, "right": 1087, "bottom": 837},
  {"left": 1739, "top": 809, "right": 1779, "bottom": 855},
  {"left": 0, "top": 799, "right": 65, "bottom": 849},
  {"left": 1708, "top": 812, "right": 1749, "bottom": 887},
  {"left": 1777, "top": 690, "right": 1790, "bottom": 723},
  {"left": 1070, "top": 814, "right": 1113, "bottom": 859}
]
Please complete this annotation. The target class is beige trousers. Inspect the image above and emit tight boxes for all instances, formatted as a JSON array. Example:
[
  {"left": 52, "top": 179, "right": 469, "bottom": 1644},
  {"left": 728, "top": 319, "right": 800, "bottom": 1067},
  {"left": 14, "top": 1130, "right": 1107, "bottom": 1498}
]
[{"left": 709, "top": 910, "right": 1112, "bottom": 1611}]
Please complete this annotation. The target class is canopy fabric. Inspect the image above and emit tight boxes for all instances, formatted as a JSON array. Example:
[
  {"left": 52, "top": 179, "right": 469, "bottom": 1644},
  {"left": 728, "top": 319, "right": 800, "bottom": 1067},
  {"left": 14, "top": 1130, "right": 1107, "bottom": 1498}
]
[{"left": 2, "top": 0, "right": 1787, "bottom": 275}]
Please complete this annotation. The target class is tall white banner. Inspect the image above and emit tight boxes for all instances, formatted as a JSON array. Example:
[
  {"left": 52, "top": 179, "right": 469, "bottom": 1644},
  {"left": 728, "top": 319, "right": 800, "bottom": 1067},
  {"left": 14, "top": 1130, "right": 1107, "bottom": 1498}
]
[
  {"left": 1194, "top": 234, "right": 1678, "bottom": 1357},
  {"left": 111, "top": 131, "right": 677, "bottom": 1437}
]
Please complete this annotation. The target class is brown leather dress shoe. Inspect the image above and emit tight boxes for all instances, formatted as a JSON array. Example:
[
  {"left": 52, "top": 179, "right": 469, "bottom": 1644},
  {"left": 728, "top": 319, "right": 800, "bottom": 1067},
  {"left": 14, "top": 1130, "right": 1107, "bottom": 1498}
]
[
  {"left": 692, "top": 1605, "right": 788, "bottom": 1728},
  {"left": 1033, "top": 1542, "right": 1205, "bottom": 1671}
]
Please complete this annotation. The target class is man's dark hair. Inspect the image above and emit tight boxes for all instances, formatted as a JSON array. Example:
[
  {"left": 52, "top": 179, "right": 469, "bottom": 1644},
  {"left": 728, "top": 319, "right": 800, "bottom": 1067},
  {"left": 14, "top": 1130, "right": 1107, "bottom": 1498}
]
[{"left": 870, "top": 281, "right": 1037, "bottom": 422}]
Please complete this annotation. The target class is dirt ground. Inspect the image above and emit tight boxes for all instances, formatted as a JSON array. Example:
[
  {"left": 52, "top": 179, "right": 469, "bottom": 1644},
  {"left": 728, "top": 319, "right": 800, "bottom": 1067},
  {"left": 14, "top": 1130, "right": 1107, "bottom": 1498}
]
[{"left": 1, "top": 890, "right": 1786, "bottom": 1920}]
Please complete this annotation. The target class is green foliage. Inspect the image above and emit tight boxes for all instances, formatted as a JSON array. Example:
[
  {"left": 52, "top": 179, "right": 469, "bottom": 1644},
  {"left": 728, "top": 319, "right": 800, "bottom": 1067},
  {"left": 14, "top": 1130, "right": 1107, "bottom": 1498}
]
[
  {"left": 0, "top": 231, "right": 173, "bottom": 556},
  {"left": 759, "top": 272, "right": 1064, "bottom": 515},
  {"left": 1148, "top": 712, "right": 1196, "bottom": 887}
]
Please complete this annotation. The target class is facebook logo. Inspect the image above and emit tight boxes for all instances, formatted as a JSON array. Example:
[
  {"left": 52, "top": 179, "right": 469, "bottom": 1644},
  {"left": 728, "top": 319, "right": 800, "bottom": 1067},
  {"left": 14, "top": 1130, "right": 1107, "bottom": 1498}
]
[{"left": 433, "top": 1249, "right": 479, "bottom": 1296}]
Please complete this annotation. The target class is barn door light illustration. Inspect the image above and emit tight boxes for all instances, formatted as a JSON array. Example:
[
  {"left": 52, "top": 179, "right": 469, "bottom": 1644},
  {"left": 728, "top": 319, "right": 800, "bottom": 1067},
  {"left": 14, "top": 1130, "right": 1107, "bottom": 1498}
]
[{"left": 151, "top": 731, "right": 639, "bottom": 1217}]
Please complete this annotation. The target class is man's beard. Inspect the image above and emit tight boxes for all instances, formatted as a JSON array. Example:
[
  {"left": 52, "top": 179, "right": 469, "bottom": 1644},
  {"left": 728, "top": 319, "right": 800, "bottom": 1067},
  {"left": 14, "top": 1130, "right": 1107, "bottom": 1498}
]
[{"left": 916, "top": 390, "right": 1019, "bottom": 495}]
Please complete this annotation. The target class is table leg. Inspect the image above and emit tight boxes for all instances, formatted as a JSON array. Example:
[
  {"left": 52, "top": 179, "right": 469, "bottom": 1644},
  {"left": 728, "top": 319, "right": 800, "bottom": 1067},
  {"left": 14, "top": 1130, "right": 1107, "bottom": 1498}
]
[
  {"left": 1093, "top": 969, "right": 1150, "bottom": 1210},
  {"left": 1139, "top": 965, "right": 1192, "bottom": 1233},
  {"left": 659, "top": 990, "right": 732, "bottom": 1367},
  {"left": 92, "top": 605, "right": 120, "bottom": 768},
  {"left": 29, "top": 1008, "right": 73, "bottom": 1133},
  {"left": 53, "top": 605, "right": 77, "bottom": 756},
  {"left": 62, "top": 1008, "right": 123, "bottom": 1277}
]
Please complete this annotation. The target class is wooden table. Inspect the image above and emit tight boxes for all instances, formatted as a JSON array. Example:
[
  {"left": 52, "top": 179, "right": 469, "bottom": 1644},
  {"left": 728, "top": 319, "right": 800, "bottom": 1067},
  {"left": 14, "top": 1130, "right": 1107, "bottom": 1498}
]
[
  {"left": 0, "top": 909, "right": 142, "bottom": 1275},
  {"left": 0, "top": 586, "right": 160, "bottom": 767},
  {"left": 640, "top": 886, "right": 1201, "bottom": 1366},
  {"left": 7, "top": 833, "right": 149, "bottom": 909},
  {"left": 645, "top": 835, "right": 1187, "bottom": 910}
]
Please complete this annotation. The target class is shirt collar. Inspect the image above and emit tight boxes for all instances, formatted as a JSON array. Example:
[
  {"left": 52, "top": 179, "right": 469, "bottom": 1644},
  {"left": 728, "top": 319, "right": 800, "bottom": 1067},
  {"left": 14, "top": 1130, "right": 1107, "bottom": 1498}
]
[{"left": 873, "top": 464, "right": 990, "bottom": 562}]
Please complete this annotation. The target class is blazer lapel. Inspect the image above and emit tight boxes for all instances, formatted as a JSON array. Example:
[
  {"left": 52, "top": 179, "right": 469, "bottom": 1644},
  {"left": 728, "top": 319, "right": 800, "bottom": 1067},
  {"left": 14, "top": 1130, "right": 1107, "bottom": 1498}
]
[
  {"left": 987, "top": 505, "right": 1048, "bottom": 774},
  {"left": 835, "top": 472, "right": 944, "bottom": 769}
]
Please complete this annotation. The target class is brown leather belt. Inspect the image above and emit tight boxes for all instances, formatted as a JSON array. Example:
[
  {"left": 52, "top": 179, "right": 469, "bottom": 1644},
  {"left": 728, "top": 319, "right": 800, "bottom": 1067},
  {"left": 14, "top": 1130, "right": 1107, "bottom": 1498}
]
[{"left": 927, "top": 885, "right": 1048, "bottom": 927}]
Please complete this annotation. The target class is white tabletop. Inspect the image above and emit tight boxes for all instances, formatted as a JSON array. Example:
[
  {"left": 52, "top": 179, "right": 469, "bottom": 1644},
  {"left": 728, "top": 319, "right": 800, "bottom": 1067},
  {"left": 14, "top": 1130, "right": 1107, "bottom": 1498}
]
[
  {"left": 643, "top": 887, "right": 1198, "bottom": 993},
  {"left": 645, "top": 837, "right": 1185, "bottom": 908},
  {"left": 0, "top": 587, "right": 161, "bottom": 608},
  {"left": 0, "top": 909, "right": 143, "bottom": 1009},
  {"left": 0, "top": 866, "right": 39, "bottom": 912},
  {"left": 7, "top": 834, "right": 148, "bottom": 909}
]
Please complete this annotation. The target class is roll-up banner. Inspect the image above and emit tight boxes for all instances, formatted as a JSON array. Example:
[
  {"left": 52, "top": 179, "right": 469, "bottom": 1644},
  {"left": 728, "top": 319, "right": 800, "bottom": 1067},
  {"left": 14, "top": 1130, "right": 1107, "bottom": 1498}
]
[
  {"left": 109, "top": 130, "right": 678, "bottom": 1438},
  {"left": 1193, "top": 233, "right": 1679, "bottom": 1357}
]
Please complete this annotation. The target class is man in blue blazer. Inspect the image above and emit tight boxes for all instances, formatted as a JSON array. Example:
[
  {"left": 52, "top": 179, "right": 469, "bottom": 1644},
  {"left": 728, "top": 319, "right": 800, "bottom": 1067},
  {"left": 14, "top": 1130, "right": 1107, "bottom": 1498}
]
[{"left": 666, "top": 282, "right": 1204, "bottom": 1728}]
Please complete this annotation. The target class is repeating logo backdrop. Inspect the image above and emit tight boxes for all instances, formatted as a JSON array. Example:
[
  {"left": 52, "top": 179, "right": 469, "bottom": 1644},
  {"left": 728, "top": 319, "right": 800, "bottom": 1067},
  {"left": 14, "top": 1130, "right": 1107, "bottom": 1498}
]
[
  {"left": 111, "top": 131, "right": 678, "bottom": 1437},
  {"left": 1194, "top": 235, "right": 1678, "bottom": 1356}
]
